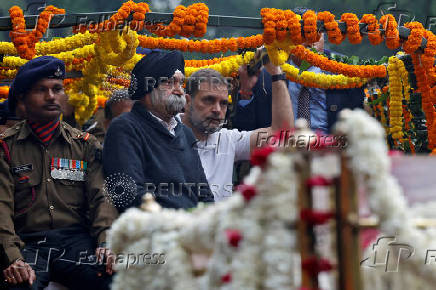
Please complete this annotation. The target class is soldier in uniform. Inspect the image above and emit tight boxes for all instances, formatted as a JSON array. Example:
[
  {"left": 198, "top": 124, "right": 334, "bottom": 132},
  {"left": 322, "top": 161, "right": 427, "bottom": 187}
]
[{"left": 0, "top": 56, "right": 118, "bottom": 289}]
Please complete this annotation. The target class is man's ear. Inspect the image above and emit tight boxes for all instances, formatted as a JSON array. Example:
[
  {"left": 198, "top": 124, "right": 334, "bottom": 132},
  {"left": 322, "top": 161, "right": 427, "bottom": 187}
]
[
  {"left": 139, "top": 92, "right": 151, "bottom": 107},
  {"left": 185, "top": 93, "right": 192, "bottom": 108}
]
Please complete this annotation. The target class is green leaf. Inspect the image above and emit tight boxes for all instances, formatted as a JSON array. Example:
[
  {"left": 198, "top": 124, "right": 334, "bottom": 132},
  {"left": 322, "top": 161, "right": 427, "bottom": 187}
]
[
  {"left": 349, "top": 55, "right": 360, "bottom": 65},
  {"left": 378, "top": 56, "right": 389, "bottom": 65},
  {"left": 298, "top": 60, "right": 311, "bottom": 75},
  {"left": 368, "top": 92, "right": 388, "bottom": 105}
]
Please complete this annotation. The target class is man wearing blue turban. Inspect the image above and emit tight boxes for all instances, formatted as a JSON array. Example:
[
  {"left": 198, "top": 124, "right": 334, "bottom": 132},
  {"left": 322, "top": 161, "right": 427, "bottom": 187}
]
[{"left": 103, "top": 50, "right": 214, "bottom": 211}]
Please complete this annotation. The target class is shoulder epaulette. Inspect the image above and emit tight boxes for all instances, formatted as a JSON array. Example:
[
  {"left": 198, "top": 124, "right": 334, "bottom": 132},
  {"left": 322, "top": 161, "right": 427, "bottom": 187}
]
[
  {"left": 64, "top": 123, "right": 90, "bottom": 142},
  {"left": 71, "top": 130, "right": 91, "bottom": 142},
  {"left": 81, "top": 132, "right": 91, "bottom": 141},
  {"left": 0, "top": 122, "right": 23, "bottom": 140}
]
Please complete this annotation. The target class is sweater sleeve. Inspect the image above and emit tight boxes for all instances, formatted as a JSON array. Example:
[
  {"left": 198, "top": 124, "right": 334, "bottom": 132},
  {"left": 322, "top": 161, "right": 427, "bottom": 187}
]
[{"left": 103, "top": 118, "right": 147, "bottom": 212}]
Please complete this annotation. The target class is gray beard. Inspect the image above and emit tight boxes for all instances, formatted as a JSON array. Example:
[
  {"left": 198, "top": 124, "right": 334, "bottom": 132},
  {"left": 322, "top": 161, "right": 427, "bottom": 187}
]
[
  {"left": 188, "top": 105, "right": 224, "bottom": 135},
  {"left": 165, "top": 94, "right": 186, "bottom": 115},
  {"left": 151, "top": 93, "right": 186, "bottom": 116}
]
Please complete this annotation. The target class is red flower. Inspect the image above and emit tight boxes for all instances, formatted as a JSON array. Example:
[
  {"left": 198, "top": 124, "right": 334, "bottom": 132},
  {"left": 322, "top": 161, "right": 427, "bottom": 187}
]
[
  {"left": 237, "top": 184, "right": 257, "bottom": 202},
  {"left": 388, "top": 150, "right": 403, "bottom": 156},
  {"left": 302, "top": 257, "right": 334, "bottom": 277},
  {"left": 300, "top": 209, "right": 335, "bottom": 225},
  {"left": 306, "top": 176, "right": 334, "bottom": 187},
  {"left": 221, "top": 272, "right": 232, "bottom": 283},
  {"left": 225, "top": 229, "right": 243, "bottom": 248},
  {"left": 250, "top": 146, "right": 276, "bottom": 167}
]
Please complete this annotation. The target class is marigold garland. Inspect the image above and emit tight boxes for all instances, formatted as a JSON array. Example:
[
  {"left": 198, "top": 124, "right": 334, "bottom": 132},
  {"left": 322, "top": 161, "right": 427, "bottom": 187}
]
[
  {"left": 36, "top": 31, "right": 98, "bottom": 55},
  {"left": 360, "top": 14, "right": 383, "bottom": 45},
  {"left": 185, "top": 56, "right": 235, "bottom": 67},
  {"left": 276, "top": 10, "right": 289, "bottom": 42},
  {"left": 185, "top": 52, "right": 255, "bottom": 77},
  {"left": 285, "top": 10, "right": 303, "bottom": 45},
  {"left": 68, "top": 27, "right": 139, "bottom": 125},
  {"left": 158, "top": 3, "right": 209, "bottom": 38},
  {"left": 261, "top": 8, "right": 277, "bottom": 45},
  {"left": 265, "top": 44, "right": 367, "bottom": 88},
  {"left": 2, "top": 2, "right": 436, "bottom": 145},
  {"left": 1, "top": 43, "right": 95, "bottom": 72},
  {"left": 0, "top": 69, "right": 17, "bottom": 79},
  {"left": 387, "top": 56, "right": 404, "bottom": 140},
  {"left": 302, "top": 10, "right": 320, "bottom": 44},
  {"left": 186, "top": 3, "right": 208, "bottom": 37},
  {"left": 423, "top": 31, "right": 436, "bottom": 72},
  {"left": 317, "top": 11, "right": 344, "bottom": 45},
  {"left": 289, "top": 45, "right": 387, "bottom": 78},
  {"left": 0, "top": 42, "right": 17, "bottom": 55},
  {"left": 0, "top": 86, "right": 9, "bottom": 99},
  {"left": 138, "top": 34, "right": 263, "bottom": 53},
  {"left": 411, "top": 53, "right": 435, "bottom": 149},
  {"left": 379, "top": 14, "right": 400, "bottom": 50},
  {"left": 403, "top": 22, "right": 425, "bottom": 54},
  {"left": 340, "top": 13, "right": 362, "bottom": 44},
  {"left": 265, "top": 42, "right": 293, "bottom": 66},
  {"left": 73, "top": 1, "right": 150, "bottom": 33},
  {"left": 281, "top": 63, "right": 367, "bottom": 89},
  {"left": 166, "top": 5, "right": 186, "bottom": 37},
  {"left": 8, "top": 5, "right": 65, "bottom": 59}
]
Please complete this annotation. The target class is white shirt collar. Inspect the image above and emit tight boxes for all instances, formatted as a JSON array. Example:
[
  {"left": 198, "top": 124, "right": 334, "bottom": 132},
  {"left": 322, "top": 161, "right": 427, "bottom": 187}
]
[{"left": 149, "top": 112, "right": 177, "bottom": 135}]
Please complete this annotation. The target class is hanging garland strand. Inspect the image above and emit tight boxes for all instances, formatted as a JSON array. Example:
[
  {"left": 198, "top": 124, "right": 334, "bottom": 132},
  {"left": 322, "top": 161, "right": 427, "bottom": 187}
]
[
  {"left": 289, "top": 45, "right": 386, "bottom": 78},
  {"left": 8, "top": 5, "right": 65, "bottom": 59}
]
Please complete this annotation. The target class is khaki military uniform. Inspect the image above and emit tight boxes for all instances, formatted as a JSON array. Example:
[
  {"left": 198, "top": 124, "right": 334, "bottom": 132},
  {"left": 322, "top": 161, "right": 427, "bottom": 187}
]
[
  {"left": 0, "top": 120, "right": 118, "bottom": 267},
  {"left": 83, "top": 107, "right": 106, "bottom": 144}
]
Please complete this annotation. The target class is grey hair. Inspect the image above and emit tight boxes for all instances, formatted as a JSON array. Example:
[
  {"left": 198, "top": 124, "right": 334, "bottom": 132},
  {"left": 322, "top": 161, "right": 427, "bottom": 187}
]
[{"left": 186, "top": 69, "right": 230, "bottom": 98}]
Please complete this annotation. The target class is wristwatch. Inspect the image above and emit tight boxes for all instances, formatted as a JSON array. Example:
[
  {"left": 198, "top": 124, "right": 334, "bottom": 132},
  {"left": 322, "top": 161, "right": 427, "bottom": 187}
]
[{"left": 271, "top": 73, "right": 286, "bottom": 82}]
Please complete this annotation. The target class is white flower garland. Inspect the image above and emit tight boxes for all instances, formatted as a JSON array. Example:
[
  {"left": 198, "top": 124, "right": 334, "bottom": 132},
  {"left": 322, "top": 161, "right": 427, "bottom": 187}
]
[
  {"left": 336, "top": 109, "right": 436, "bottom": 289},
  {"left": 108, "top": 109, "right": 435, "bottom": 290},
  {"left": 108, "top": 152, "right": 300, "bottom": 290}
]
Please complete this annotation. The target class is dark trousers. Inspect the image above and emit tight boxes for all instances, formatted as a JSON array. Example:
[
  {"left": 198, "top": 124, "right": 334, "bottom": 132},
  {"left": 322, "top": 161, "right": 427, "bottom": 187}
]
[{"left": 5, "top": 226, "right": 112, "bottom": 290}]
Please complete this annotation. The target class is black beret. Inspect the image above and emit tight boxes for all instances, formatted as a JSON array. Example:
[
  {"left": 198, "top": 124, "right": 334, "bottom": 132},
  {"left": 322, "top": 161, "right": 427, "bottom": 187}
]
[
  {"left": 129, "top": 50, "right": 185, "bottom": 100},
  {"left": 8, "top": 56, "right": 65, "bottom": 112}
]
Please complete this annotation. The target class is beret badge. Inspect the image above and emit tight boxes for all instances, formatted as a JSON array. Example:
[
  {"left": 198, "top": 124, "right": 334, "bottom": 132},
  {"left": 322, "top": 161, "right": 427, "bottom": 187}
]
[{"left": 54, "top": 66, "right": 62, "bottom": 77}]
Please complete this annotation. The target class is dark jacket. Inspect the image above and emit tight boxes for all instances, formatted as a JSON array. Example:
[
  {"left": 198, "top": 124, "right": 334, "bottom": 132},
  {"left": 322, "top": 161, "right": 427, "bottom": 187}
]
[{"left": 103, "top": 102, "right": 213, "bottom": 211}]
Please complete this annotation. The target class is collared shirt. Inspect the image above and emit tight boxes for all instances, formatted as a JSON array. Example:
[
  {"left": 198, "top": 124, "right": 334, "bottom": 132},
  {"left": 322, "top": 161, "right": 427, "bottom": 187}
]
[
  {"left": 0, "top": 120, "right": 118, "bottom": 266},
  {"left": 178, "top": 113, "right": 251, "bottom": 201},
  {"left": 287, "top": 60, "right": 328, "bottom": 133},
  {"left": 149, "top": 112, "right": 177, "bottom": 136},
  {"left": 195, "top": 128, "right": 251, "bottom": 201}
]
